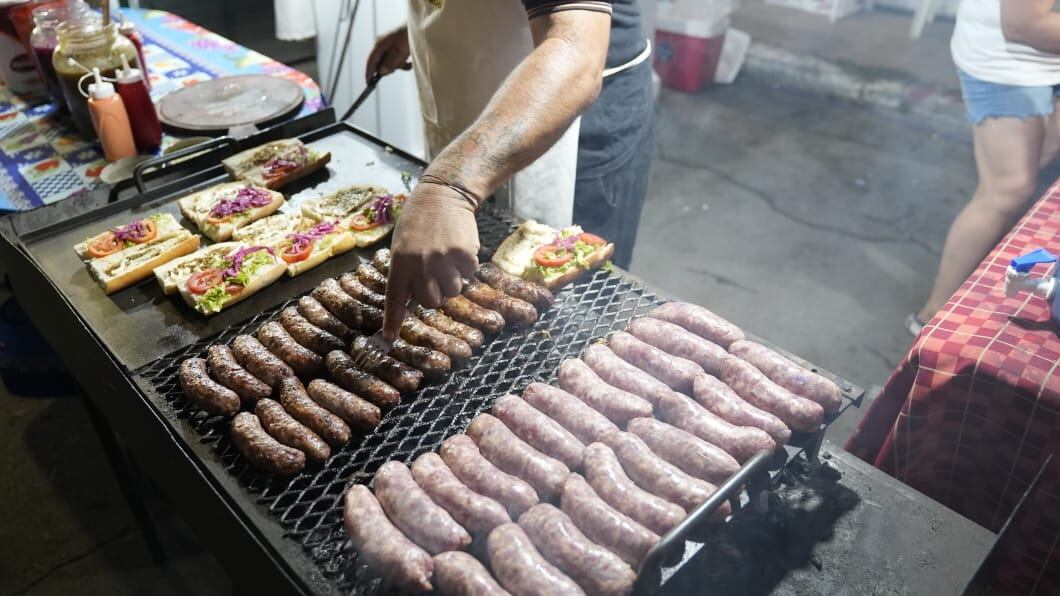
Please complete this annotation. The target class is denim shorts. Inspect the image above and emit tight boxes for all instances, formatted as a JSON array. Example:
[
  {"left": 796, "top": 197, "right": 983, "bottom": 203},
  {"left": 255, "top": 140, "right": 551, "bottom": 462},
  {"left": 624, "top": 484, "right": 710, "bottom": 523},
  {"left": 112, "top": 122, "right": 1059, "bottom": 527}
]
[{"left": 958, "top": 68, "right": 1060, "bottom": 124}]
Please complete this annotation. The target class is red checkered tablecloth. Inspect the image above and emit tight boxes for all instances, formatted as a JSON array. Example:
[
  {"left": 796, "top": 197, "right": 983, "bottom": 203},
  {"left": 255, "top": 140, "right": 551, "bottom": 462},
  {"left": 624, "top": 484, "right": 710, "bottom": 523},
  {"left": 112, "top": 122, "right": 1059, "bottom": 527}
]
[{"left": 846, "top": 180, "right": 1060, "bottom": 594}]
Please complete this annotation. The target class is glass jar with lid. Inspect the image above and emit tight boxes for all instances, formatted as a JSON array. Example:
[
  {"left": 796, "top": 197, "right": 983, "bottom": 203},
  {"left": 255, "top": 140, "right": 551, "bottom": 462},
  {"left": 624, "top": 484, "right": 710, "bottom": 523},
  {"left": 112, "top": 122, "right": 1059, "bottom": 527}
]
[
  {"left": 29, "top": 4, "right": 65, "bottom": 109},
  {"left": 52, "top": 14, "right": 137, "bottom": 138}
]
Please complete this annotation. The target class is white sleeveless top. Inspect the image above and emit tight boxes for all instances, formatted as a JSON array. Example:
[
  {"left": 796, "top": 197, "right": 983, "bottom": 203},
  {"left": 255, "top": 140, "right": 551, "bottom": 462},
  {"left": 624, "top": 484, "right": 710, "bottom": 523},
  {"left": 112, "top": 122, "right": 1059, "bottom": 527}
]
[{"left": 951, "top": 0, "right": 1060, "bottom": 86}]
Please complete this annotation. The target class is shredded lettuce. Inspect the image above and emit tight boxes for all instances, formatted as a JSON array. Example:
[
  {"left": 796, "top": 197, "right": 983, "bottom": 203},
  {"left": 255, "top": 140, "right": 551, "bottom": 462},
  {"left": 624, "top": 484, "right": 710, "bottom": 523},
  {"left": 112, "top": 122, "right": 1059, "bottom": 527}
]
[
  {"left": 198, "top": 286, "right": 231, "bottom": 314},
  {"left": 228, "top": 251, "right": 273, "bottom": 287},
  {"left": 602, "top": 260, "right": 613, "bottom": 273}
]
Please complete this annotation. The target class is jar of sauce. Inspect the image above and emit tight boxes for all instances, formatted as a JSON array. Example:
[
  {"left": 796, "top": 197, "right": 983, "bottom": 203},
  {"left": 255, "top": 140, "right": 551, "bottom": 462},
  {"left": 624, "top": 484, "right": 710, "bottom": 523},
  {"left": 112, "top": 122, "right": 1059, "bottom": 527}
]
[
  {"left": 52, "top": 15, "right": 136, "bottom": 138},
  {"left": 28, "top": 4, "right": 64, "bottom": 109}
]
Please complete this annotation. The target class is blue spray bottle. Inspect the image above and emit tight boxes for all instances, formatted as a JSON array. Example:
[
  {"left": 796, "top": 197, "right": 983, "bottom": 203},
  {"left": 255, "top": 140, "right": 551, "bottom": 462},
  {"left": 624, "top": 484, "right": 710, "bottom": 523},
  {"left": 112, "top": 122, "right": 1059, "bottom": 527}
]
[{"left": 1004, "top": 248, "right": 1059, "bottom": 325}]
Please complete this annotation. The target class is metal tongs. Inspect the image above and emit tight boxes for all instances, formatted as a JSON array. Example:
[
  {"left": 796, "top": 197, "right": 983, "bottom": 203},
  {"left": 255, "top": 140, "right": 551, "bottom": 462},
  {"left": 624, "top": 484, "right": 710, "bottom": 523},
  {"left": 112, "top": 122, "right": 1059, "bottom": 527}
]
[{"left": 351, "top": 298, "right": 419, "bottom": 371}]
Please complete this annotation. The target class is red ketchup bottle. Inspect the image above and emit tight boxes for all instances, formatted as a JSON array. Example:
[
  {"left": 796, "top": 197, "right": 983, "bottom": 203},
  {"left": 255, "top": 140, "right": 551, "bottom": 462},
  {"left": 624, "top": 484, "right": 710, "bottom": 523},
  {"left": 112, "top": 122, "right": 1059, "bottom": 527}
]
[
  {"left": 114, "top": 53, "right": 160, "bottom": 151},
  {"left": 118, "top": 17, "right": 148, "bottom": 90}
]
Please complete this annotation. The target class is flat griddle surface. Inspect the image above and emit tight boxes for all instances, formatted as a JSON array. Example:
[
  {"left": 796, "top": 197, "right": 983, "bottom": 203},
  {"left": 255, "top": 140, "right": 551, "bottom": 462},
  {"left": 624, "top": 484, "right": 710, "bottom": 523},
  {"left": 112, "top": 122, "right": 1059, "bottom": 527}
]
[{"left": 20, "top": 129, "right": 423, "bottom": 371}]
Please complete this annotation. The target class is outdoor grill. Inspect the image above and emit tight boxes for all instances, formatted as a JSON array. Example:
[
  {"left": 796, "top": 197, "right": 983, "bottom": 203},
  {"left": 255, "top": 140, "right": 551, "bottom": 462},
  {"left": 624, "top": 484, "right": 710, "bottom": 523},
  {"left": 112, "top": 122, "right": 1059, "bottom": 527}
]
[{"left": 1, "top": 116, "right": 864, "bottom": 595}]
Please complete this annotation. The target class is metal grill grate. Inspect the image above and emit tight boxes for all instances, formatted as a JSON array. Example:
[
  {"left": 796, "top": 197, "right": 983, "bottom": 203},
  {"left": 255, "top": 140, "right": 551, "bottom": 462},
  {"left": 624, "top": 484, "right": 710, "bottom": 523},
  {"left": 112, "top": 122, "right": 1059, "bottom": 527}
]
[{"left": 134, "top": 204, "right": 669, "bottom": 592}]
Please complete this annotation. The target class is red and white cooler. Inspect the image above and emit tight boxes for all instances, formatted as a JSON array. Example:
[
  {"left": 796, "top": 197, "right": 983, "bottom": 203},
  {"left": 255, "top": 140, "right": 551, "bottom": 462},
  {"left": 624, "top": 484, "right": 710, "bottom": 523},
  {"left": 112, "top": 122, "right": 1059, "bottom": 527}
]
[{"left": 654, "top": 7, "right": 729, "bottom": 93}]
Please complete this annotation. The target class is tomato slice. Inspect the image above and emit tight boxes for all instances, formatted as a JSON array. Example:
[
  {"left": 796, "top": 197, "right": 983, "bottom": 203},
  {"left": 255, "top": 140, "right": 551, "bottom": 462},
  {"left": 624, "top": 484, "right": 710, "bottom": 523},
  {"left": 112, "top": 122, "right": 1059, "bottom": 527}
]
[
  {"left": 128, "top": 219, "right": 158, "bottom": 244},
  {"left": 225, "top": 284, "right": 244, "bottom": 295},
  {"left": 187, "top": 268, "right": 223, "bottom": 294},
  {"left": 206, "top": 212, "right": 233, "bottom": 225},
  {"left": 578, "top": 232, "right": 607, "bottom": 246},
  {"left": 534, "top": 244, "right": 572, "bottom": 268},
  {"left": 87, "top": 232, "right": 122, "bottom": 258},
  {"left": 348, "top": 212, "right": 381, "bottom": 231},
  {"left": 282, "top": 241, "right": 313, "bottom": 263}
]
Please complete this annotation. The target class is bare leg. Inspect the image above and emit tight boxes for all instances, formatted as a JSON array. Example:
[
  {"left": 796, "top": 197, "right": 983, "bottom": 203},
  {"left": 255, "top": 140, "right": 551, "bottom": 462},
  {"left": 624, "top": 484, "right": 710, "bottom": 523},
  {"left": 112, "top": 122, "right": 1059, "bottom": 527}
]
[
  {"left": 917, "top": 116, "right": 1045, "bottom": 321},
  {"left": 1041, "top": 97, "right": 1060, "bottom": 167}
]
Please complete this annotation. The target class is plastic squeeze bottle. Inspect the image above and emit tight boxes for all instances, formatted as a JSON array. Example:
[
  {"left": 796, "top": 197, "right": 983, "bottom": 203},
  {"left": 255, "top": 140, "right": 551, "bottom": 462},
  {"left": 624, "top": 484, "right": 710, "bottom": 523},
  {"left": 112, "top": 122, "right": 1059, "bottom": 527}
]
[
  {"left": 114, "top": 54, "right": 160, "bottom": 151},
  {"left": 87, "top": 67, "right": 136, "bottom": 161}
]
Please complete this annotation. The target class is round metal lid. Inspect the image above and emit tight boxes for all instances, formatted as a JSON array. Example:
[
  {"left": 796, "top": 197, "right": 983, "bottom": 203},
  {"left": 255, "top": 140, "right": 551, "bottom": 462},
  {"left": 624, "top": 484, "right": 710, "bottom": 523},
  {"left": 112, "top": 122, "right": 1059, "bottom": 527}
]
[{"left": 158, "top": 75, "right": 305, "bottom": 132}]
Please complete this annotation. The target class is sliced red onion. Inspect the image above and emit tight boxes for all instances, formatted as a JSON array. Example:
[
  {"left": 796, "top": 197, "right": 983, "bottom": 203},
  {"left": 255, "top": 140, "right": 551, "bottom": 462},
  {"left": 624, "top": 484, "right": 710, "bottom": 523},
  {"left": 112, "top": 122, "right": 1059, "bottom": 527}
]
[
  {"left": 113, "top": 219, "right": 147, "bottom": 242},
  {"left": 209, "top": 186, "right": 273, "bottom": 218},
  {"left": 223, "top": 246, "right": 274, "bottom": 278}
]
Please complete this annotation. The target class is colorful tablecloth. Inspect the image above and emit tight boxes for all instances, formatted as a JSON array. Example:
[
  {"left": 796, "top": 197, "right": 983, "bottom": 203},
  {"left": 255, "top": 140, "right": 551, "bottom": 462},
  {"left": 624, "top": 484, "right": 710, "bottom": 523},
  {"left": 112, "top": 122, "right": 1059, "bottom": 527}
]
[
  {"left": 846, "top": 180, "right": 1060, "bottom": 594},
  {"left": 0, "top": 8, "right": 325, "bottom": 212}
]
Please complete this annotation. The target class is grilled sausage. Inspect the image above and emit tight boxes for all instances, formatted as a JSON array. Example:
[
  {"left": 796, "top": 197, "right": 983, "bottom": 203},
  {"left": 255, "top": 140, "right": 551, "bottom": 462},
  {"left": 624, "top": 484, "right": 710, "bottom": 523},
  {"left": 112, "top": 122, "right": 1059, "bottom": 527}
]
[
  {"left": 582, "top": 442, "right": 685, "bottom": 535},
  {"left": 627, "top": 316, "right": 728, "bottom": 377},
  {"left": 371, "top": 248, "right": 391, "bottom": 275},
  {"left": 627, "top": 417, "right": 739, "bottom": 485},
  {"left": 277, "top": 377, "right": 351, "bottom": 447},
  {"left": 324, "top": 350, "right": 401, "bottom": 409},
  {"left": 656, "top": 392, "right": 776, "bottom": 463},
  {"left": 560, "top": 474, "right": 659, "bottom": 567},
  {"left": 231, "top": 335, "right": 295, "bottom": 388},
  {"left": 582, "top": 343, "right": 673, "bottom": 408},
  {"left": 305, "top": 379, "right": 381, "bottom": 432},
  {"left": 180, "top": 357, "right": 240, "bottom": 416},
  {"left": 492, "top": 394, "right": 586, "bottom": 470},
  {"left": 206, "top": 344, "right": 271, "bottom": 405},
  {"left": 343, "top": 484, "right": 433, "bottom": 592},
  {"left": 339, "top": 272, "right": 384, "bottom": 308},
  {"left": 610, "top": 331, "right": 703, "bottom": 394},
  {"left": 604, "top": 430, "right": 723, "bottom": 514},
  {"left": 693, "top": 372, "right": 791, "bottom": 445},
  {"left": 522, "top": 382, "right": 619, "bottom": 445},
  {"left": 388, "top": 338, "right": 451, "bottom": 377},
  {"left": 487, "top": 523, "right": 585, "bottom": 596},
  {"left": 311, "top": 278, "right": 382, "bottom": 333},
  {"left": 434, "top": 551, "right": 511, "bottom": 596},
  {"left": 231, "top": 412, "right": 305, "bottom": 475},
  {"left": 401, "top": 315, "right": 473, "bottom": 361},
  {"left": 258, "top": 321, "right": 323, "bottom": 378},
  {"left": 414, "top": 305, "right": 484, "bottom": 349},
  {"left": 729, "top": 340, "right": 844, "bottom": 414},
  {"left": 463, "top": 280, "right": 538, "bottom": 327},
  {"left": 297, "top": 295, "right": 353, "bottom": 341},
  {"left": 467, "top": 414, "right": 571, "bottom": 501},
  {"left": 356, "top": 262, "right": 388, "bottom": 294},
  {"left": 648, "top": 302, "right": 745, "bottom": 349},
  {"left": 476, "top": 263, "right": 554, "bottom": 310},
  {"left": 374, "top": 460, "right": 472, "bottom": 555},
  {"left": 441, "top": 295, "right": 506, "bottom": 335},
  {"left": 558, "top": 358, "right": 653, "bottom": 425},
  {"left": 411, "top": 452, "right": 511, "bottom": 538},
  {"left": 254, "top": 398, "right": 330, "bottom": 464},
  {"left": 440, "top": 434, "right": 539, "bottom": 519},
  {"left": 720, "top": 356, "right": 824, "bottom": 433},
  {"left": 278, "top": 307, "right": 345, "bottom": 355},
  {"left": 349, "top": 336, "right": 424, "bottom": 393},
  {"left": 518, "top": 503, "right": 636, "bottom": 596}
]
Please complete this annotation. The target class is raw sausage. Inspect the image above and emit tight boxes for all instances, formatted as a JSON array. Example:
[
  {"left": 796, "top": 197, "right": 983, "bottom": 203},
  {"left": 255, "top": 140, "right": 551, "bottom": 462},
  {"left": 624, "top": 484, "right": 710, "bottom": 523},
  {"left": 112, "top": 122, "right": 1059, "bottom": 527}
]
[
  {"left": 582, "top": 343, "right": 673, "bottom": 408},
  {"left": 487, "top": 523, "right": 585, "bottom": 596},
  {"left": 306, "top": 379, "right": 381, "bottom": 432},
  {"left": 311, "top": 278, "right": 382, "bottom": 332},
  {"left": 476, "top": 263, "right": 554, "bottom": 310},
  {"left": 180, "top": 357, "right": 240, "bottom": 416},
  {"left": 349, "top": 335, "right": 424, "bottom": 394},
  {"left": 343, "top": 484, "right": 433, "bottom": 592},
  {"left": 339, "top": 272, "right": 384, "bottom": 308},
  {"left": 560, "top": 474, "right": 659, "bottom": 567},
  {"left": 693, "top": 372, "right": 790, "bottom": 445},
  {"left": 297, "top": 295, "right": 353, "bottom": 341},
  {"left": 627, "top": 316, "right": 728, "bottom": 377},
  {"left": 411, "top": 452, "right": 511, "bottom": 538},
  {"left": 442, "top": 295, "right": 506, "bottom": 335},
  {"left": 604, "top": 431, "right": 722, "bottom": 514},
  {"left": 415, "top": 305, "right": 485, "bottom": 349},
  {"left": 648, "top": 302, "right": 744, "bottom": 349},
  {"left": 206, "top": 344, "right": 271, "bottom": 405},
  {"left": 324, "top": 350, "right": 401, "bottom": 409},
  {"left": 254, "top": 398, "right": 330, "bottom": 464},
  {"left": 558, "top": 358, "right": 653, "bottom": 425},
  {"left": 522, "top": 382, "right": 619, "bottom": 445},
  {"left": 467, "top": 414, "right": 570, "bottom": 501},
  {"left": 401, "top": 315, "right": 473, "bottom": 362},
  {"left": 609, "top": 331, "right": 702, "bottom": 394},
  {"left": 277, "top": 376, "right": 351, "bottom": 447},
  {"left": 463, "top": 280, "right": 538, "bottom": 327},
  {"left": 582, "top": 442, "right": 685, "bottom": 535},
  {"left": 433, "top": 551, "right": 511, "bottom": 596},
  {"left": 258, "top": 321, "right": 323, "bottom": 378},
  {"left": 518, "top": 503, "right": 635, "bottom": 596},
  {"left": 388, "top": 338, "right": 451, "bottom": 377},
  {"left": 656, "top": 392, "right": 776, "bottom": 463},
  {"left": 231, "top": 412, "right": 304, "bottom": 475},
  {"left": 231, "top": 335, "right": 295, "bottom": 388},
  {"left": 729, "top": 340, "right": 843, "bottom": 413},
  {"left": 627, "top": 417, "right": 740, "bottom": 485},
  {"left": 720, "top": 356, "right": 824, "bottom": 433},
  {"left": 440, "top": 434, "right": 539, "bottom": 519},
  {"left": 374, "top": 460, "right": 471, "bottom": 554},
  {"left": 356, "top": 262, "right": 388, "bottom": 294},
  {"left": 278, "top": 307, "right": 345, "bottom": 355},
  {"left": 492, "top": 394, "right": 586, "bottom": 470}
]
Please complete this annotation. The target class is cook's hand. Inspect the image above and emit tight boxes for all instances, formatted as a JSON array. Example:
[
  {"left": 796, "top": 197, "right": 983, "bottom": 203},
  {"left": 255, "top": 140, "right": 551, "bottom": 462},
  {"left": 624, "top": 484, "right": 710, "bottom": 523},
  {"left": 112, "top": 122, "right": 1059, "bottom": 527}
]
[
  {"left": 365, "top": 26, "right": 412, "bottom": 84},
  {"left": 383, "top": 184, "right": 479, "bottom": 341}
]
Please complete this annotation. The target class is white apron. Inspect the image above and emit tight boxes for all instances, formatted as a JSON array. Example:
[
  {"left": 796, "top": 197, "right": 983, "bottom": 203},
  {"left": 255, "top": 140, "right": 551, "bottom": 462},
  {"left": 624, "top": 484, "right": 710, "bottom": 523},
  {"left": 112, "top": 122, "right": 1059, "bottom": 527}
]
[{"left": 407, "top": 0, "right": 578, "bottom": 228}]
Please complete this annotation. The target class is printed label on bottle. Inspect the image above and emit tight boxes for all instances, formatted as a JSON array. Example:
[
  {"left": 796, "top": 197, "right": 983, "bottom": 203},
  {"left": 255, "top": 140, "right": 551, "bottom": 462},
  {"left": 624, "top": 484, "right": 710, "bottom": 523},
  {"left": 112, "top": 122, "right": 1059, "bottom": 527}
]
[{"left": 0, "top": 32, "right": 42, "bottom": 94}]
